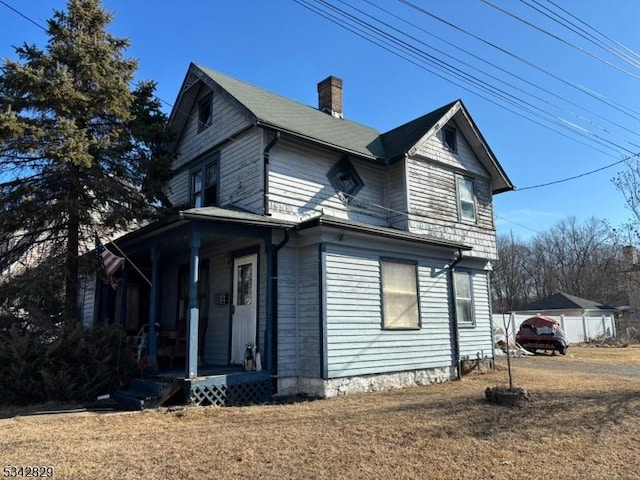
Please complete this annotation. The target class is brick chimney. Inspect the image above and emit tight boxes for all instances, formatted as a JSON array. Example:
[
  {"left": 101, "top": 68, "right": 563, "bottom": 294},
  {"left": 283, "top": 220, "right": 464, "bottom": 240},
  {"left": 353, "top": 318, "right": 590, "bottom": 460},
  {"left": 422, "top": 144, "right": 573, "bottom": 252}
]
[{"left": 317, "top": 76, "right": 343, "bottom": 118}]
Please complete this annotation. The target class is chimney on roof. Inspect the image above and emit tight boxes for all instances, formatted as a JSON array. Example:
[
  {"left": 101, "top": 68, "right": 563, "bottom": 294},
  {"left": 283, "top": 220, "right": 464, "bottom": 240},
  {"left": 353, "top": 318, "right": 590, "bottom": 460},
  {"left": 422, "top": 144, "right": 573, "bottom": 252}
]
[{"left": 317, "top": 75, "right": 343, "bottom": 119}]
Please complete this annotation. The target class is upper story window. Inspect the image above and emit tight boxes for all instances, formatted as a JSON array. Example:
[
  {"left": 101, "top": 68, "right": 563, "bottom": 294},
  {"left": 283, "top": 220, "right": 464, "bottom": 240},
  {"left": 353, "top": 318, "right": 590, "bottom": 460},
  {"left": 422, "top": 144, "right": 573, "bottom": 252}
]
[
  {"left": 454, "top": 270, "right": 475, "bottom": 326},
  {"left": 457, "top": 177, "right": 476, "bottom": 223},
  {"left": 381, "top": 259, "right": 420, "bottom": 330},
  {"left": 190, "top": 153, "right": 219, "bottom": 208},
  {"left": 198, "top": 94, "right": 213, "bottom": 132},
  {"left": 443, "top": 125, "right": 457, "bottom": 152},
  {"left": 327, "top": 157, "right": 364, "bottom": 202}
]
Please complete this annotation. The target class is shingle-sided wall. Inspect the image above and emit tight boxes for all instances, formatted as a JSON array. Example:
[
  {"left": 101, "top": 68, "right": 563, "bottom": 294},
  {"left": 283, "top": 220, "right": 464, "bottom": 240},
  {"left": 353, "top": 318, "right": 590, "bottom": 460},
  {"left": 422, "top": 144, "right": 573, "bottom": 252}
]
[{"left": 407, "top": 121, "right": 497, "bottom": 260}]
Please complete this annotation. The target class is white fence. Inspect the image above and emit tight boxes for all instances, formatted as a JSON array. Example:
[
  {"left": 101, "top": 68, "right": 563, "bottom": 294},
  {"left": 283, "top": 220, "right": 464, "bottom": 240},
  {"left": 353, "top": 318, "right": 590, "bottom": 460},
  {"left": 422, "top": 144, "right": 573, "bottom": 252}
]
[{"left": 492, "top": 313, "right": 616, "bottom": 345}]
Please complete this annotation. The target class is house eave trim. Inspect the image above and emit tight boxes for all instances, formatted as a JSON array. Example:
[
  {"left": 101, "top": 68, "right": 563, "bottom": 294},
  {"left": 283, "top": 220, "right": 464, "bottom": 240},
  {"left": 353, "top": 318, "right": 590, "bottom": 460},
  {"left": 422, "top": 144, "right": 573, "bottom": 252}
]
[
  {"left": 297, "top": 216, "right": 472, "bottom": 250},
  {"left": 255, "top": 121, "right": 383, "bottom": 164}
]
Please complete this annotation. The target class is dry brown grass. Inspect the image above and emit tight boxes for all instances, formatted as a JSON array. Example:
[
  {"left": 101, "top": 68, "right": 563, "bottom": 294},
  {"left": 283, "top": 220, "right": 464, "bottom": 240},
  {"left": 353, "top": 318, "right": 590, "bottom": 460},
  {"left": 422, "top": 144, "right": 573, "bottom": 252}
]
[{"left": 2, "top": 348, "right": 640, "bottom": 479}]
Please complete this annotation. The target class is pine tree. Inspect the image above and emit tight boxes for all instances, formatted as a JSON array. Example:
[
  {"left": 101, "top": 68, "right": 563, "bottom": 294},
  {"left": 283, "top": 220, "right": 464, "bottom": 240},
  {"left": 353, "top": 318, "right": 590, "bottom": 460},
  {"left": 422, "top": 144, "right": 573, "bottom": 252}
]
[{"left": 0, "top": 0, "right": 173, "bottom": 323}]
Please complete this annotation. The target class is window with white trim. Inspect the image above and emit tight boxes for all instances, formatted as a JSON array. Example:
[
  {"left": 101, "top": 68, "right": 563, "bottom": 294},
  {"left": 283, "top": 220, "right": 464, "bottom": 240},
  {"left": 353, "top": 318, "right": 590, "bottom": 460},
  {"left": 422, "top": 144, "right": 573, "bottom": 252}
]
[
  {"left": 454, "top": 270, "right": 474, "bottom": 325},
  {"left": 190, "top": 153, "right": 219, "bottom": 208},
  {"left": 457, "top": 177, "right": 477, "bottom": 223},
  {"left": 381, "top": 259, "right": 420, "bottom": 329}
]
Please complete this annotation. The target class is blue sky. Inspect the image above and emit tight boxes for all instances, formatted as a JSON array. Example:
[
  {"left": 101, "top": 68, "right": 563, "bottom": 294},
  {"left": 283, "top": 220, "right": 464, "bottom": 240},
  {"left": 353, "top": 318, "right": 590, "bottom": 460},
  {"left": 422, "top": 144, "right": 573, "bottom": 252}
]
[{"left": 2, "top": 0, "right": 640, "bottom": 240}]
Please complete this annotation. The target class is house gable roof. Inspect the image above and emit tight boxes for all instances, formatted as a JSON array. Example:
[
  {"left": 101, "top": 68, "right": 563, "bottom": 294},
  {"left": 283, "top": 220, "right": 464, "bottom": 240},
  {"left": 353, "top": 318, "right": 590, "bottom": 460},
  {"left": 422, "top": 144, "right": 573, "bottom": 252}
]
[
  {"left": 169, "top": 63, "right": 514, "bottom": 193},
  {"left": 519, "top": 292, "right": 617, "bottom": 312}
]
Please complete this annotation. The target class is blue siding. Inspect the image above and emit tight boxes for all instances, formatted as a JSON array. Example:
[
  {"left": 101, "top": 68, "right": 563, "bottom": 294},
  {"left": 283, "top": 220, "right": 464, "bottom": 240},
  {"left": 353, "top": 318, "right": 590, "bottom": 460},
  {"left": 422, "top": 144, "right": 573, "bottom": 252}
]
[{"left": 324, "top": 246, "right": 454, "bottom": 378}]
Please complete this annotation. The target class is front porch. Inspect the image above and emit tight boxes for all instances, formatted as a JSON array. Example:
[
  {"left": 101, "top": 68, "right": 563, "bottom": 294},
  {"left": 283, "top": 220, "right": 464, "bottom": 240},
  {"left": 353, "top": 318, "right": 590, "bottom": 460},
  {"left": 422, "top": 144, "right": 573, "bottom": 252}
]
[
  {"left": 92, "top": 207, "right": 293, "bottom": 409},
  {"left": 114, "top": 366, "right": 272, "bottom": 409}
]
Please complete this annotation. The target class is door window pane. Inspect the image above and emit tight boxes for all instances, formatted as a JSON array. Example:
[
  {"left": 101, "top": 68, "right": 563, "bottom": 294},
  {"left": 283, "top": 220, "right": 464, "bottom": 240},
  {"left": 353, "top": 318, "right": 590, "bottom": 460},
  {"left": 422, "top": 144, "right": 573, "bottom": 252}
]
[{"left": 237, "top": 263, "right": 253, "bottom": 305}]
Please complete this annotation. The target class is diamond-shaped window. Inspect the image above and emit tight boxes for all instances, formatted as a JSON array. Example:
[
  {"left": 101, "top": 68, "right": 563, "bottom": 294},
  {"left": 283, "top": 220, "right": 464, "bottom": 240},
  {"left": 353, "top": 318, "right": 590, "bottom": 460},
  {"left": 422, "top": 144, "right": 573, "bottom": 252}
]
[{"left": 327, "top": 157, "right": 364, "bottom": 201}]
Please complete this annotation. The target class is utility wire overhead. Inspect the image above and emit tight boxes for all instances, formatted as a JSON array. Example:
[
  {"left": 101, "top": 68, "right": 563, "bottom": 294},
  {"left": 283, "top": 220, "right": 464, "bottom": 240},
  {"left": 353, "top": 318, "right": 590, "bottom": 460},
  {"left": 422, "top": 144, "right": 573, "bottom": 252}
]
[
  {"left": 521, "top": 0, "right": 640, "bottom": 70},
  {"left": 1, "top": 0, "right": 638, "bottom": 192},
  {"left": 301, "top": 0, "right": 636, "bottom": 157},
  {"left": 398, "top": 0, "right": 640, "bottom": 121},
  {"left": 481, "top": 0, "right": 640, "bottom": 79}
]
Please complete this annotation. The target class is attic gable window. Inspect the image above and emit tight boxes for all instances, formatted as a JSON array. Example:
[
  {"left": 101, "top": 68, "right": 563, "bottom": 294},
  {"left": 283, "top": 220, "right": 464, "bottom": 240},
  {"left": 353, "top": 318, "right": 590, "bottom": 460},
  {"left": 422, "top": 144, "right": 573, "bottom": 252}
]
[
  {"left": 443, "top": 125, "right": 457, "bottom": 152},
  {"left": 198, "top": 93, "right": 213, "bottom": 132},
  {"left": 457, "top": 177, "right": 477, "bottom": 223},
  {"left": 327, "top": 157, "right": 364, "bottom": 202}
]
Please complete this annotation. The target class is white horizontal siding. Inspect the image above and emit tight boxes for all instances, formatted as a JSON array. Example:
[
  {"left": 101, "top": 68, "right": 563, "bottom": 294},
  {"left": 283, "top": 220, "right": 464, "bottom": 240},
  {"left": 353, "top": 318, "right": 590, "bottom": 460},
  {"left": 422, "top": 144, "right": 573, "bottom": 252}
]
[
  {"left": 167, "top": 170, "right": 189, "bottom": 207},
  {"left": 219, "top": 129, "right": 263, "bottom": 213},
  {"left": 417, "top": 120, "right": 488, "bottom": 177},
  {"left": 167, "top": 128, "right": 263, "bottom": 211},
  {"left": 78, "top": 274, "right": 96, "bottom": 327},
  {"left": 268, "top": 140, "right": 388, "bottom": 226},
  {"left": 387, "top": 161, "right": 407, "bottom": 229},
  {"left": 324, "top": 247, "right": 455, "bottom": 378},
  {"left": 173, "top": 87, "right": 251, "bottom": 171}
]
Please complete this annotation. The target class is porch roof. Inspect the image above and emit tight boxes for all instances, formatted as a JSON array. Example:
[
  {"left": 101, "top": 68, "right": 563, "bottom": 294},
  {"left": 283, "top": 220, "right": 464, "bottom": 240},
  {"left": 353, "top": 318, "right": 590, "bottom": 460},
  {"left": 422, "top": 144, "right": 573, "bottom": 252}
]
[
  {"left": 297, "top": 214, "right": 472, "bottom": 251},
  {"left": 179, "top": 206, "right": 295, "bottom": 228}
]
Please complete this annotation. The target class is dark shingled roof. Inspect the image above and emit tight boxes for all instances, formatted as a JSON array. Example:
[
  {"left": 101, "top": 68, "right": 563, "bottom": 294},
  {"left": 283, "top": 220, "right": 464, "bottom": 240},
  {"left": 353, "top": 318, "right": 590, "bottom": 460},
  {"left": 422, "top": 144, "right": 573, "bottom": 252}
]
[
  {"left": 197, "top": 65, "right": 385, "bottom": 160},
  {"left": 175, "top": 64, "right": 513, "bottom": 192},
  {"left": 519, "top": 292, "right": 617, "bottom": 312}
]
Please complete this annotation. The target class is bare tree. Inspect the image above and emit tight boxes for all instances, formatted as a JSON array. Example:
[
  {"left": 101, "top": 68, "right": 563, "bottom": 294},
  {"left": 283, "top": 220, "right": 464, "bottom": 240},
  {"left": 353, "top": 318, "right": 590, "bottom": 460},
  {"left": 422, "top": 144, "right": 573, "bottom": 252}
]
[{"left": 492, "top": 217, "right": 626, "bottom": 310}]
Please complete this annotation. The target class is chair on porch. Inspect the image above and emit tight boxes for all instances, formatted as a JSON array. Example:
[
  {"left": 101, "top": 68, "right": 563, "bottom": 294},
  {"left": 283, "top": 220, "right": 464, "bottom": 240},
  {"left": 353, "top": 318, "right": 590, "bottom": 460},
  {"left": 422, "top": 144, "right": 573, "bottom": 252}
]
[{"left": 158, "top": 317, "right": 208, "bottom": 368}]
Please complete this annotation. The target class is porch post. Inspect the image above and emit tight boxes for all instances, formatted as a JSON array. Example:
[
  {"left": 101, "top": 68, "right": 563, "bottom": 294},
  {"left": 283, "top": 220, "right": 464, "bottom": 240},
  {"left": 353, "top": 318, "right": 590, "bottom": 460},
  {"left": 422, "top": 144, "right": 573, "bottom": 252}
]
[
  {"left": 264, "top": 236, "right": 273, "bottom": 373},
  {"left": 187, "top": 230, "right": 201, "bottom": 378},
  {"left": 119, "top": 263, "right": 129, "bottom": 328},
  {"left": 148, "top": 244, "right": 160, "bottom": 361}
]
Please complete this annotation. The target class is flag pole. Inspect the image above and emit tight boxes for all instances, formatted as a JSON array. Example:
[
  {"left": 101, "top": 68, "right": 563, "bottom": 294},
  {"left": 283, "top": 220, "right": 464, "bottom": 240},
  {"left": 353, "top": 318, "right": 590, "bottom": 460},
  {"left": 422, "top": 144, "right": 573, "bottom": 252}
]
[{"left": 107, "top": 238, "right": 152, "bottom": 287}]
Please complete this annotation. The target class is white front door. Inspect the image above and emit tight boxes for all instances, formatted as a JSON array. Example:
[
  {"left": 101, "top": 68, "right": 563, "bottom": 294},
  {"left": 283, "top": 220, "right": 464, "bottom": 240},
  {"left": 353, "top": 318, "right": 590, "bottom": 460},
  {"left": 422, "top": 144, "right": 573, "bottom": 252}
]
[{"left": 230, "top": 253, "right": 258, "bottom": 364}]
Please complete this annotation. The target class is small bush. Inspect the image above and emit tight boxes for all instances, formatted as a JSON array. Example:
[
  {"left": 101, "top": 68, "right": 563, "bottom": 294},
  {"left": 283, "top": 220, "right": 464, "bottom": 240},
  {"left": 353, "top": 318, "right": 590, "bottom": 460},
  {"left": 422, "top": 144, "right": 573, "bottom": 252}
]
[{"left": 0, "top": 321, "right": 135, "bottom": 405}]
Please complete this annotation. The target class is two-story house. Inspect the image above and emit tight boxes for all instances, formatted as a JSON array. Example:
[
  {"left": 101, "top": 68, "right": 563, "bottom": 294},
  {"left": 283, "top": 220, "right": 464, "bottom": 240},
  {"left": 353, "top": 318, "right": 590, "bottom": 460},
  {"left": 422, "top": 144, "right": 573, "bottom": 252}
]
[{"left": 84, "top": 63, "right": 513, "bottom": 406}]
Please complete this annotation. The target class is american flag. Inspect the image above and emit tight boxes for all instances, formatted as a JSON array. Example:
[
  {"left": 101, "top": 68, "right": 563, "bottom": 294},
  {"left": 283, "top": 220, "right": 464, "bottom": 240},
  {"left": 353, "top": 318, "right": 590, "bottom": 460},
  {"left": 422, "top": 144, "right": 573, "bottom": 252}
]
[{"left": 94, "top": 233, "right": 124, "bottom": 287}]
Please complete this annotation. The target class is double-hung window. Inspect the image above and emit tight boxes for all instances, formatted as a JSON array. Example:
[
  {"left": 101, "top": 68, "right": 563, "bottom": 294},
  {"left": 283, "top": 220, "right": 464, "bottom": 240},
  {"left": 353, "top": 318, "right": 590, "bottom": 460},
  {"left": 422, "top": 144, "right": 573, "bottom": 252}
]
[
  {"left": 381, "top": 259, "right": 420, "bottom": 329},
  {"left": 190, "top": 153, "right": 219, "bottom": 208},
  {"left": 457, "top": 177, "right": 477, "bottom": 223},
  {"left": 453, "top": 270, "right": 474, "bottom": 326}
]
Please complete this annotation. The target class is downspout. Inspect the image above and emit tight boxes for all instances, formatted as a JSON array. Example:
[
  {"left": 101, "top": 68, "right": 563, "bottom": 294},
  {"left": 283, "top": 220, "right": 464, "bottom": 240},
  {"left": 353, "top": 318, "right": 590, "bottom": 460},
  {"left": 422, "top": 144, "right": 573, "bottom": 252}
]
[
  {"left": 270, "top": 228, "right": 290, "bottom": 393},
  {"left": 448, "top": 248, "right": 463, "bottom": 380},
  {"left": 487, "top": 264, "right": 496, "bottom": 369},
  {"left": 263, "top": 132, "right": 280, "bottom": 216}
]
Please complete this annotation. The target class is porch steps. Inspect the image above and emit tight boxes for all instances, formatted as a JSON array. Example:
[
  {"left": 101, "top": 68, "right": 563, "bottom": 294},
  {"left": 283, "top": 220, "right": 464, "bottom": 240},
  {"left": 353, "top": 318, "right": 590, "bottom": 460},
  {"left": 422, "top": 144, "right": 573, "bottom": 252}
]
[{"left": 112, "top": 378, "right": 183, "bottom": 411}]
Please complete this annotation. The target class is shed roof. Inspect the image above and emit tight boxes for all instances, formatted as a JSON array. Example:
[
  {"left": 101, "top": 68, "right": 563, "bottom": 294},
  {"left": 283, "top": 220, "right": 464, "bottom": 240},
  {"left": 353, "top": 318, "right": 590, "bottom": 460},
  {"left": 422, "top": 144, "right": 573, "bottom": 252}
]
[{"left": 519, "top": 292, "right": 618, "bottom": 313}]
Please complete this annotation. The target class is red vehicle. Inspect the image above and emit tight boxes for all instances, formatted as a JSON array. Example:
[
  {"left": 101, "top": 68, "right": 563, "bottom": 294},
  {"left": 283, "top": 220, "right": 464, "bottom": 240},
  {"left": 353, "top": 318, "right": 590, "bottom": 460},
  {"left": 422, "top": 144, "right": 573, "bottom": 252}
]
[{"left": 515, "top": 315, "right": 569, "bottom": 355}]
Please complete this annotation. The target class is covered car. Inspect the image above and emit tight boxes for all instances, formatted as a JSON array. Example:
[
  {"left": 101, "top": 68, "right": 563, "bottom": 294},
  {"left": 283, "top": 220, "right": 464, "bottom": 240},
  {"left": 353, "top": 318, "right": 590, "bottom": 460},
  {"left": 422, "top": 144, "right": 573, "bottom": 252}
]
[{"left": 515, "top": 315, "right": 569, "bottom": 355}]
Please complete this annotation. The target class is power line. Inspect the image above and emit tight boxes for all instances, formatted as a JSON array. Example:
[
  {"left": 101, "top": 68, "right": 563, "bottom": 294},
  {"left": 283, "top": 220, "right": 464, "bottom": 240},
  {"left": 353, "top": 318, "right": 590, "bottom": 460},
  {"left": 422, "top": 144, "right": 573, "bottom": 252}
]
[
  {"left": 481, "top": 0, "right": 640, "bottom": 79},
  {"left": 521, "top": 0, "right": 640, "bottom": 71},
  {"left": 398, "top": 0, "right": 640, "bottom": 122},
  {"left": 2, "top": 0, "right": 637, "bottom": 193},
  {"left": 300, "top": 0, "right": 636, "bottom": 157},
  {"left": 517, "top": 153, "right": 636, "bottom": 191}
]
